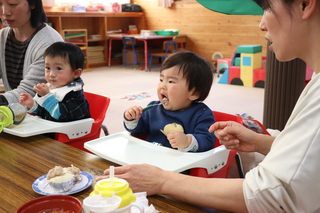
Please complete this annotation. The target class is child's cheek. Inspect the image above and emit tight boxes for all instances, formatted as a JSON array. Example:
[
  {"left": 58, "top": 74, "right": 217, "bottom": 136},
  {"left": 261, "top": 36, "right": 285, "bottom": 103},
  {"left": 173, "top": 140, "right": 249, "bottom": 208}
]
[{"left": 56, "top": 75, "right": 69, "bottom": 83}]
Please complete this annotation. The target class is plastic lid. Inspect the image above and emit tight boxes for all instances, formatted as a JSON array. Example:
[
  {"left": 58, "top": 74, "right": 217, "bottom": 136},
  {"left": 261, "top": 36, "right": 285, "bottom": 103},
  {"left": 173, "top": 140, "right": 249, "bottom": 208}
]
[{"left": 0, "top": 106, "right": 14, "bottom": 132}]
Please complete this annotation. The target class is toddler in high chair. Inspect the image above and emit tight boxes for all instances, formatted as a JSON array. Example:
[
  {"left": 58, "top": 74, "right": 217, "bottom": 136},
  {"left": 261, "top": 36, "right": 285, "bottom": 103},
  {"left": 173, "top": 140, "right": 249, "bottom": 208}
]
[
  {"left": 19, "top": 41, "right": 90, "bottom": 122},
  {"left": 124, "top": 50, "right": 216, "bottom": 152}
]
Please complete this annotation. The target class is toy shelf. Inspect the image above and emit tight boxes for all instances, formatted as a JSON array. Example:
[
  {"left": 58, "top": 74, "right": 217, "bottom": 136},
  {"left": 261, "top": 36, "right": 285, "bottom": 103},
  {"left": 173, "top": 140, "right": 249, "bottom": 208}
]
[
  {"left": 46, "top": 12, "right": 146, "bottom": 68},
  {"left": 62, "top": 29, "right": 90, "bottom": 71}
]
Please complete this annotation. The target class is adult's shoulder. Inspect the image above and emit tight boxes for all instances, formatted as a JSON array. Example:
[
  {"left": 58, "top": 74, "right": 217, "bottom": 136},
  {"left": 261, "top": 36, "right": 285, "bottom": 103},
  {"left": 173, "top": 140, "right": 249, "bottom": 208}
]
[
  {"left": 34, "top": 23, "right": 63, "bottom": 42},
  {"left": 0, "top": 27, "right": 10, "bottom": 34},
  {"left": 27, "top": 24, "right": 63, "bottom": 54},
  {"left": 0, "top": 27, "right": 11, "bottom": 38}
]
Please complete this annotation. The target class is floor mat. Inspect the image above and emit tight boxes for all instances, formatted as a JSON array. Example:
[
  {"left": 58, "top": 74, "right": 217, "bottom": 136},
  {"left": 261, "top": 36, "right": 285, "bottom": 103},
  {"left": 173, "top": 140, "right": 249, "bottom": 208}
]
[{"left": 121, "top": 92, "right": 156, "bottom": 101}]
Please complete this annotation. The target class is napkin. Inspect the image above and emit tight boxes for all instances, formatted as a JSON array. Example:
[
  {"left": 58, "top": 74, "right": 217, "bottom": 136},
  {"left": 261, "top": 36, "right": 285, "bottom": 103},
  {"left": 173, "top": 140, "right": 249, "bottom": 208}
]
[{"left": 134, "top": 192, "right": 160, "bottom": 213}]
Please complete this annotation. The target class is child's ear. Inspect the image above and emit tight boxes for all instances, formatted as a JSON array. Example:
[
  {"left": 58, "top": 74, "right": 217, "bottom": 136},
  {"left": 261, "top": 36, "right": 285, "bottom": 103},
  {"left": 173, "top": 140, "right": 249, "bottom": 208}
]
[
  {"left": 74, "top": 68, "right": 82, "bottom": 78},
  {"left": 189, "top": 89, "right": 200, "bottom": 101}
]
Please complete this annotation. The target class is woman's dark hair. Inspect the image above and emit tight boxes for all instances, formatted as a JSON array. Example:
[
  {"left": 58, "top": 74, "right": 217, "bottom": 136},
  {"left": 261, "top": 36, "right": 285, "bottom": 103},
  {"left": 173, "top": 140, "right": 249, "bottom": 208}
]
[
  {"left": 253, "top": 0, "right": 294, "bottom": 13},
  {"left": 44, "top": 41, "right": 84, "bottom": 70},
  {"left": 28, "top": 0, "right": 47, "bottom": 28},
  {"left": 0, "top": 0, "right": 46, "bottom": 27},
  {"left": 160, "top": 50, "right": 214, "bottom": 102}
]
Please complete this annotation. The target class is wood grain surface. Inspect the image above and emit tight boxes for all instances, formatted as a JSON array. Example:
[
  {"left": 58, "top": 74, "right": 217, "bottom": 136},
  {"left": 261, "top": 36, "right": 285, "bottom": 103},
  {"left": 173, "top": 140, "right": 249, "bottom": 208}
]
[{"left": 0, "top": 133, "right": 223, "bottom": 213}]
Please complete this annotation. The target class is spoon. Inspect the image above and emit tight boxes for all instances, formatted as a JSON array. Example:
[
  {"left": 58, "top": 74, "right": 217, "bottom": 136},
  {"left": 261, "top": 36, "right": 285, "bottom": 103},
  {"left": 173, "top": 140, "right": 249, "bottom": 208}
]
[{"left": 143, "top": 98, "right": 168, "bottom": 111}]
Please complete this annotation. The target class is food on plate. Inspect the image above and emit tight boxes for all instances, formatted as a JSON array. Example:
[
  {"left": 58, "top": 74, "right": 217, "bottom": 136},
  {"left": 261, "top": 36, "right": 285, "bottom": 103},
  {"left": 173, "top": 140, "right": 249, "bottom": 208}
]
[{"left": 46, "top": 165, "right": 82, "bottom": 192}]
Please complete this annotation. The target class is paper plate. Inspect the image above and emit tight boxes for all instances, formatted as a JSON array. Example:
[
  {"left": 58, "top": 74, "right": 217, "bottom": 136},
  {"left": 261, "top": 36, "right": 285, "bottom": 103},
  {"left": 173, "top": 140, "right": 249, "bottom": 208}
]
[{"left": 32, "top": 171, "right": 93, "bottom": 195}]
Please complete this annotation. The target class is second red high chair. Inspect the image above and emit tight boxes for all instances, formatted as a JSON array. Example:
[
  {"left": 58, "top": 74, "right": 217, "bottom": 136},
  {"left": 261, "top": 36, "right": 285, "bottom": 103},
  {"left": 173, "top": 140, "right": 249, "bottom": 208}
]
[{"left": 189, "top": 111, "right": 245, "bottom": 178}]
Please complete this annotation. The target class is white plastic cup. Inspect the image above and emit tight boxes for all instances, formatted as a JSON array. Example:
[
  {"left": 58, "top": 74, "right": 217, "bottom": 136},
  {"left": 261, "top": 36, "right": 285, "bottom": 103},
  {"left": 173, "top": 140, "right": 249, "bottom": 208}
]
[
  {"left": 83, "top": 195, "right": 121, "bottom": 213},
  {"left": 110, "top": 202, "right": 144, "bottom": 213},
  {"left": 83, "top": 195, "right": 144, "bottom": 213}
]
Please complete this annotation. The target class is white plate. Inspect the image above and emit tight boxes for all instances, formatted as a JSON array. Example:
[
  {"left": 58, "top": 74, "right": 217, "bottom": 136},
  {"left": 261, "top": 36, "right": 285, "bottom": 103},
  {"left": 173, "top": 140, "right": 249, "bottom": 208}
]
[{"left": 32, "top": 171, "right": 93, "bottom": 195}]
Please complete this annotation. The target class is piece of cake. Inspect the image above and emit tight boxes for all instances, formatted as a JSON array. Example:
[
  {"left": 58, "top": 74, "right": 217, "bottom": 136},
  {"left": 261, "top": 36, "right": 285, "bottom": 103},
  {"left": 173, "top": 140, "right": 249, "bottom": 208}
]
[{"left": 46, "top": 165, "right": 81, "bottom": 192}]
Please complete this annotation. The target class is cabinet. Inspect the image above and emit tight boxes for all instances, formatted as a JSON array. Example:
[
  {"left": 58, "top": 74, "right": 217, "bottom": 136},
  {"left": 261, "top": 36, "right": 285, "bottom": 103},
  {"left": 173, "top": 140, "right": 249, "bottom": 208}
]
[
  {"left": 62, "top": 29, "right": 89, "bottom": 70},
  {"left": 46, "top": 12, "right": 146, "bottom": 68}
]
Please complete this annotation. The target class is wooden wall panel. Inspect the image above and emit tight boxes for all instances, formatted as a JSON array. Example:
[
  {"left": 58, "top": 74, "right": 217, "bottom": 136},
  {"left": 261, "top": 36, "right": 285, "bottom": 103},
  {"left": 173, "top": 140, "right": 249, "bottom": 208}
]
[{"left": 135, "top": 0, "right": 266, "bottom": 61}]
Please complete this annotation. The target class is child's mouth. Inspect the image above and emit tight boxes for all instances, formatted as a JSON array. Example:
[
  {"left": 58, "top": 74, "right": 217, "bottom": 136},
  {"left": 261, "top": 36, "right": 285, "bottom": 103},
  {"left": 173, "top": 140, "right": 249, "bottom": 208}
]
[{"left": 162, "top": 97, "right": 169, "bottom": 105}]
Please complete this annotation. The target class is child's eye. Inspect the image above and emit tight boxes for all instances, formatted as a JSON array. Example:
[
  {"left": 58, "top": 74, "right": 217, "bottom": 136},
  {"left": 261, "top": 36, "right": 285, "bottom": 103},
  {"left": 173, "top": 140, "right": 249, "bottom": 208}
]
[
  {"left": 56, "top": 67, "right": 62, "bottom": 71},
  {"left": 45, "top": 67, "right": 50, "bottom": 71},
  {"left": 169, "top": 80, "right": 175, "bottom": 84},
  {"left": 159, "top": 79, "right": 163, "bottom": 82}
]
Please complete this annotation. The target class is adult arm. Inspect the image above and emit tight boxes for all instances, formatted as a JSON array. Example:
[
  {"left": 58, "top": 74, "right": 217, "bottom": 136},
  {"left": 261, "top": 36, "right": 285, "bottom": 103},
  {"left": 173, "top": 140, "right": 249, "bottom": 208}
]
[
  {"left": 1, "top": 25, "right": 63, "bottom": 104},
  {"left": 209, "top": 121, "right": 275, "bottom": 155},
  {"left": 98, "top": 164, "right": 248, "bottom": 213},
  {"left": 0, "top": 95, "right": 8, "bottom": 105}
]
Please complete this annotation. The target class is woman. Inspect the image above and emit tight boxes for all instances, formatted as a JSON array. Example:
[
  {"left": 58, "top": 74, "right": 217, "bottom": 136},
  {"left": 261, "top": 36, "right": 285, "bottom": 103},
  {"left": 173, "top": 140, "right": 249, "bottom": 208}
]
[
  {"left": 0, "top": 0, "right": 63, "bottom": 105},
  {"left": 97, "top": 0, "right": 320, "bottom": 212}
]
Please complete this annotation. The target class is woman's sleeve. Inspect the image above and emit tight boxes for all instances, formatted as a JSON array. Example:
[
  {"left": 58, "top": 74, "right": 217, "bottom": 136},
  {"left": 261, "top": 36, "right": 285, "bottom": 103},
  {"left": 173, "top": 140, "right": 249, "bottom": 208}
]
[
  {"left": 243, "top": 75, "right": 320, "bottom": 212},
  {"left": 2, "top": 26, "right": 63, "bottom": 104}
]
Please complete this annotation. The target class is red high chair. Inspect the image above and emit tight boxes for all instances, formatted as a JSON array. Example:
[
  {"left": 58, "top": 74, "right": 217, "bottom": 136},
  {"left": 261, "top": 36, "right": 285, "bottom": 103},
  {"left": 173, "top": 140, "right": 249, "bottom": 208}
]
[{"left": 54, "top": 92, "right": 110, "bottom": 152}]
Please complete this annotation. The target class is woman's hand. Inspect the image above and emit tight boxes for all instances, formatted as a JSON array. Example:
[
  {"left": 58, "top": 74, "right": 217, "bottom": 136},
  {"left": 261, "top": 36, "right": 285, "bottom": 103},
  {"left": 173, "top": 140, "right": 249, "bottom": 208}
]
[
  {"left": 96, "top": 164, "right": 165, "bottom": 195},
  {"left": 209, "top": 121, "right": 274, "bottom": 155}
]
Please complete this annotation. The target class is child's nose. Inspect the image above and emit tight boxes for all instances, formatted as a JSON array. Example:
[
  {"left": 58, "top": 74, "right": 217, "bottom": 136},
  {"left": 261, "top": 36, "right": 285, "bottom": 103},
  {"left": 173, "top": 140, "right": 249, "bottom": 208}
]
[
  {"left": 49, "top": 71, "right": 55, "bottom": 77},
  {"left": 161, "top": 83, "right": 167, "bottom": 90}
]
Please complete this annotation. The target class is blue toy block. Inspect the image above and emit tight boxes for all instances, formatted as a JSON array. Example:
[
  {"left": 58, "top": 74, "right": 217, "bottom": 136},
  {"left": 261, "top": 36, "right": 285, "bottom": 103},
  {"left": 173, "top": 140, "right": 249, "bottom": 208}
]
[
  {"left": 242, "top": 56, "right": 252, "bottom": 66},
  {"left": 218, "top": 69, "right": 229, "bottom": 84}
]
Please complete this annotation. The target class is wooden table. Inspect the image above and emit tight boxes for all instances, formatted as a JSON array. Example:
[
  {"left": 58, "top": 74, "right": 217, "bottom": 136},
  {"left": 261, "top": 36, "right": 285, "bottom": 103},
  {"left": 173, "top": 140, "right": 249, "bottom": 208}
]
[
  {"left": 107, "top": 34, "right": 179, "bottom": 71},
  {"left": 0, "top": 133, "right": 222, "bottom": 213}
]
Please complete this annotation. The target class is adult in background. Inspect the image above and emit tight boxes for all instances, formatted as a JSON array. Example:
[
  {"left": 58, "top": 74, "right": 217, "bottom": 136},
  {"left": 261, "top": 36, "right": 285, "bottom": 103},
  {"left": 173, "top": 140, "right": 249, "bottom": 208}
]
[
  {"left": 97, "top": 0, "right": 320, "bottom": 212},
  {"left": 0, "top": 0, "right": 63, "bottom": 105}
]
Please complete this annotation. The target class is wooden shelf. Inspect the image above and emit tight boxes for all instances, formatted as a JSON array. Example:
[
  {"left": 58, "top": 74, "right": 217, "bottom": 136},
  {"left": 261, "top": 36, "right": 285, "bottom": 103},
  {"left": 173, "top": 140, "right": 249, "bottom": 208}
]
[
  {"left": 46, "top": 11, "right": 144, "bottom": 18},
  {"left": 62, "top": 29, "right": 89, "bottom": 70},
  {"left": 65, "top": 33, "right": 86, "bottom": 38},
  {"left": 88, "top": 39, "right": 105, "bottom": 42},
  {"left": 46, "top": 12, "right": 146, "bottom": 68}
]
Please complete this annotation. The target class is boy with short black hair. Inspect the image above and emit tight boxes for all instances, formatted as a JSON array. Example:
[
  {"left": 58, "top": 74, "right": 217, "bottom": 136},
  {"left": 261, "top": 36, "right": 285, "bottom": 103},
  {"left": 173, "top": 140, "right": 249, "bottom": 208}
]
[
  {"left": 19, "top": 41, "right": 90, "bottom": 122},
  {"left": 124, "top": 50, "right": 215, "bottom": 152}
]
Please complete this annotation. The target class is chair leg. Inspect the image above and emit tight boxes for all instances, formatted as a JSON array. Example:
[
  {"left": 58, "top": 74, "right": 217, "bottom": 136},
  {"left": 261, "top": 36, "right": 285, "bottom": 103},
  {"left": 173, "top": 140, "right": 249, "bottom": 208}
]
[
  {"left": 149, "top": 55, "right": 153, "bottom": 71},
  {"left": 123, "top": 49, "right": 127, "bottom": 69},
  {"left": 133, "top": 52, "right": 137, "bottom": 69},
  {"left": 101, "top": 124, "right": 109, "bottom": 136},
  {"left": 235, "top": 153, "right": 244, "bottom": 178}
]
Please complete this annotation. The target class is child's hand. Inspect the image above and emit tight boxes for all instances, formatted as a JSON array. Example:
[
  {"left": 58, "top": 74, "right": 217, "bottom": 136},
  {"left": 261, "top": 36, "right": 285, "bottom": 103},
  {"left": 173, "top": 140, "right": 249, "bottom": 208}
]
[
  {"left": 124, "top": 106, "right": 143, "bottom": 121},
  {"left": 167, "top": 132, "right": 191, "bottom": 149},
  {"left": 19, "top": 93, "right": 34, "bottom": 109},
  {"left": 33, "top": 83, "right": 50, "bottom": 96}
]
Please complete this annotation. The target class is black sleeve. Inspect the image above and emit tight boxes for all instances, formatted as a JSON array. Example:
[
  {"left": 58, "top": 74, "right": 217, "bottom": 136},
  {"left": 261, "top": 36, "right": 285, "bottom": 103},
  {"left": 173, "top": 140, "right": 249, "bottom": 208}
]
[{"left": 0, "top": 95, "right": 8, "bottom": 106}]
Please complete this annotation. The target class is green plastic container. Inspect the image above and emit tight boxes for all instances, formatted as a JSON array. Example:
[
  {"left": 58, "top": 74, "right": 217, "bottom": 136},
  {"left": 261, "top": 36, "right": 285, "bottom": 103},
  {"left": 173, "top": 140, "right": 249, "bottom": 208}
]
[{"left": 154, "top": 30, "right": 179, "bottom": 36}]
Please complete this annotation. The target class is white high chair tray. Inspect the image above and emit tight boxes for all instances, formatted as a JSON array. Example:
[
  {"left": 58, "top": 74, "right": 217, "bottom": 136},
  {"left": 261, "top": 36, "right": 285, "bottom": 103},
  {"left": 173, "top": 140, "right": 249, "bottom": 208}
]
[
  {"left": 84, "top": 132, "right": 230, "bottom": 173},
  {"left": 3, "top": 114, "right": 94, "bottom": 139}
]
